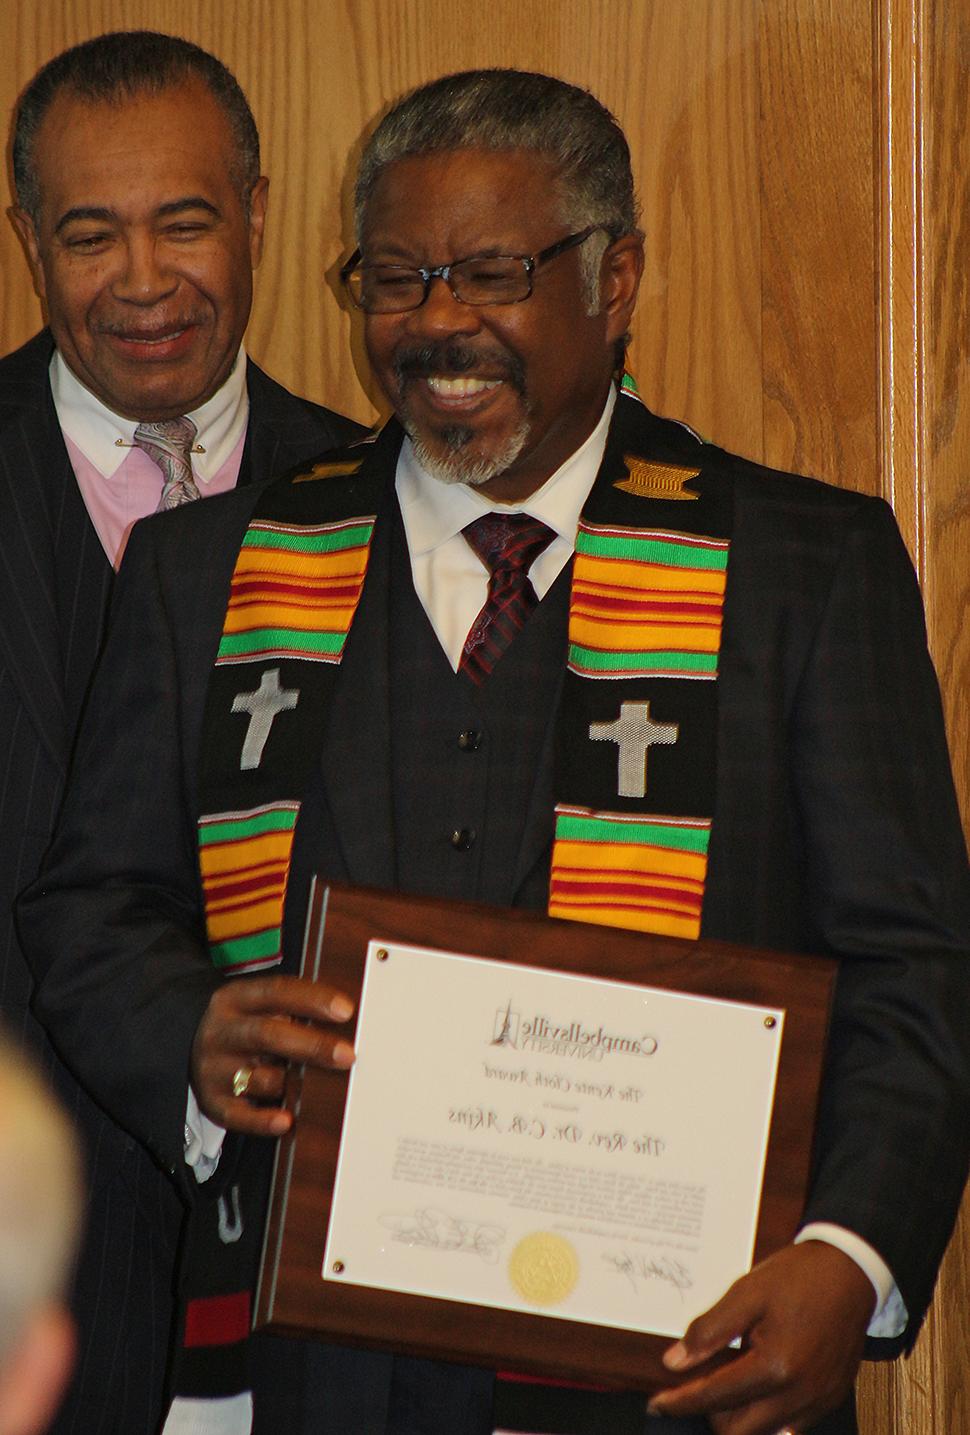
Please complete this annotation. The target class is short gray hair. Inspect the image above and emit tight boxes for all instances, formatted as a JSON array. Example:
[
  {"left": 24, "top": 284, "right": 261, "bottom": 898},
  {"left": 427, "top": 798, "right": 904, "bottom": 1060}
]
[
  {"left": 13, "top": 30, "right": 260, "bottom": 222},
  {"left": 354, "top": 69, "right": 640, "bottom": 310},
  {"left": 0, "top": 1038, "right": 82, "bottom": 1362}
]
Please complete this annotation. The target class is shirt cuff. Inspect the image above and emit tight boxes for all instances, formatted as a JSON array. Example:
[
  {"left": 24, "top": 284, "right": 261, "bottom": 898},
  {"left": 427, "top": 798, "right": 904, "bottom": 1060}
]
[
  {"left": 796, "top": 1222, "right": 907, "bottom": 1338},
  {"left": 184, "top": 1087, "right": 227, "bottom": 1184}
]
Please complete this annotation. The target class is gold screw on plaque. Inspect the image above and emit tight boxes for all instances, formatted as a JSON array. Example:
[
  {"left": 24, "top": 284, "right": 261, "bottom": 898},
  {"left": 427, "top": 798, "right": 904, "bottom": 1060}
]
[
  {"left": 764, "top": 1016, "right": 777, "bottom": 1030},
  {"left": 613, "top": 454, "right": 701, "bottom": 500},
  {"left": 376, "top": 948, "right": 388, "bottom": 962},
  {"left": 332, "top": 1260, "right": 345, "bottom": 1274}
]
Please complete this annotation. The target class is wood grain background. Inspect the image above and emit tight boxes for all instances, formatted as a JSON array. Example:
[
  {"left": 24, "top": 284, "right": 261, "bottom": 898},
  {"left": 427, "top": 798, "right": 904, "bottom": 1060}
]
[{"left": 1, "top": 3, "right": 967, "bottom": 1431}]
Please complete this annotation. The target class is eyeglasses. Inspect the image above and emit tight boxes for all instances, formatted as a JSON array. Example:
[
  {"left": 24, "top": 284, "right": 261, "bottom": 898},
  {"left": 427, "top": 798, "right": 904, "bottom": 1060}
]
[{"left": 340, "top": 225, "right": 602, "bottom": 314}]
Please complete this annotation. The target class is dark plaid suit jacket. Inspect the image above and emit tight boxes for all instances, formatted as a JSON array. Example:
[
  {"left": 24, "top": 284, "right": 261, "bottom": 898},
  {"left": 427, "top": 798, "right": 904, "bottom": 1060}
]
[
  {"left": 0, "top": 329, "right": 363, "bottom": 1435},
  {"left": 18, "top": 398, "right": 970, "bottom": 1434}
]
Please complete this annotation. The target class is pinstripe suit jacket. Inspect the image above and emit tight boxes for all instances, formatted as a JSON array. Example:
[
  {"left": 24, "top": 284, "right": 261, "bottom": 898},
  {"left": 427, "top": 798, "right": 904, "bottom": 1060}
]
[
  {"left": 0, "top": 329, "right": 363, "bottom": 1435},
  {"left": 18, "top": 397, "right": 970, "bottom": 1432}
]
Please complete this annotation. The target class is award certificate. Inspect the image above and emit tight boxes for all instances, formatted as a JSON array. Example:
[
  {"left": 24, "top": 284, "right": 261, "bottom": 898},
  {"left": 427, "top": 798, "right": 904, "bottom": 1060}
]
[{"left": 323, "top": 939, "right": 783, "bottom": 1338}]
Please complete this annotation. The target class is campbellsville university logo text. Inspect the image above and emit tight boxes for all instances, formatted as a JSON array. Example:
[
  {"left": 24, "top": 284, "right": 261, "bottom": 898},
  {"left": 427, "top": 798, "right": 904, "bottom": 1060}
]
[{"left": 491, "top": 999, "right": 658, "bottom": 1062}]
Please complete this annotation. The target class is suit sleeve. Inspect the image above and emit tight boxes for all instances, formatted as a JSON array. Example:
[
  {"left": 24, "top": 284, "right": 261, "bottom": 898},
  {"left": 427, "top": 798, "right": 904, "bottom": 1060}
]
[
  {"left": 791, "top": 496, "right": 970, "bottom": 1353},
  {"left": 18, "top": 514, "right": 226, "bottom": 1182}
]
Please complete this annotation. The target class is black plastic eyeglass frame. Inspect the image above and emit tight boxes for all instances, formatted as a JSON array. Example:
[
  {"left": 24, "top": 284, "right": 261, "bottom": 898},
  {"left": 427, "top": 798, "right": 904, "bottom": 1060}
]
[{"left": 340, "top": 224, "right": 603, "bottom": 312}]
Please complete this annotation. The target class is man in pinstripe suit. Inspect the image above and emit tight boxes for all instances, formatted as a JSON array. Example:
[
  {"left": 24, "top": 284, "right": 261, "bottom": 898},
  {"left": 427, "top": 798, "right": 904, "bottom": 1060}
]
[{"left": 1, "top": 31, "right": 360, "bottom": 1435}]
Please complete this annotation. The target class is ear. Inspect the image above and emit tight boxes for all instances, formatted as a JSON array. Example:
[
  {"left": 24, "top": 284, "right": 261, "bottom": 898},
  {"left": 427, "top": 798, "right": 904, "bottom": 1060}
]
[
  {"left": 0, "top": 1304, "right": 75, "bottom": 1435},
  {"left": 9, "top": 208, "right": 48, "bottom": 303},
  {"left": 600, "top": 233, "right": 644, "bottom": 344},
  {"left": 247, "top": 177, "right": 270, "bottom": 269}
]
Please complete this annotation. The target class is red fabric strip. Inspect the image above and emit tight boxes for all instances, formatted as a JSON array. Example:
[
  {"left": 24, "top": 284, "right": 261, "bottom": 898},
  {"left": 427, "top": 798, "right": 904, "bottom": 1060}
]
[{"left": 183, "top": 1292, "right": 251, "bottom": 1348}]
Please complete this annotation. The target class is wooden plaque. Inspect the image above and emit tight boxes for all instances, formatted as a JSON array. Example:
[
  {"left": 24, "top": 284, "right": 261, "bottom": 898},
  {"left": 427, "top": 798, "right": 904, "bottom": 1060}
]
[{"left": 255, "top": 880, "right": 835, "bottom": 1391}]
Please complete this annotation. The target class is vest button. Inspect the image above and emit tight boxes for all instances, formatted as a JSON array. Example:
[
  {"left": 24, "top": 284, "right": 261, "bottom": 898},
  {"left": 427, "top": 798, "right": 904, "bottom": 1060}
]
[
  {"left": 450, "top": 828, "right": 476, "bottom": 851},
  {"left": 457, "top": 729, "right": 482, "bottom": 751}
]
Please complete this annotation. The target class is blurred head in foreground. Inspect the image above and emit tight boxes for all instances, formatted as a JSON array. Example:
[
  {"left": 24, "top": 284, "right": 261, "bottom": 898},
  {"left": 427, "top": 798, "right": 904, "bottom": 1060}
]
[{"left": 0, "top": 1037, "right": 82, "bottom": 1435}]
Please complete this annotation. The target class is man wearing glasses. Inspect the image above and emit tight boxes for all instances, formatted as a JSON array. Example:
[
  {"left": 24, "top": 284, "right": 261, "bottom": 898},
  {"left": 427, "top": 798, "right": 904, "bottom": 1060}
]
[{"left": 21, "top": 70, "right": 970, "bottom": 1435}]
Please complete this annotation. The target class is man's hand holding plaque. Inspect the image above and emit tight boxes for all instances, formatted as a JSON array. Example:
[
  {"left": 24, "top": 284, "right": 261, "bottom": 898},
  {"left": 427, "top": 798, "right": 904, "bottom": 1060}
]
[
  {"left": 649, "top": 1241, "right": 875, "bottom": 1433},
  {"left": 190, "top": 973, "right": 356, "bottom": 1136}
]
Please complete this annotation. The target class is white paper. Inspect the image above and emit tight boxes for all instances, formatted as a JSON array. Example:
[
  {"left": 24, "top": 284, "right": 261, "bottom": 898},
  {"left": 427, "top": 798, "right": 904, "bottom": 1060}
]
[{"left": 324, "top": 942, "right": 783, "bottom": 1339}]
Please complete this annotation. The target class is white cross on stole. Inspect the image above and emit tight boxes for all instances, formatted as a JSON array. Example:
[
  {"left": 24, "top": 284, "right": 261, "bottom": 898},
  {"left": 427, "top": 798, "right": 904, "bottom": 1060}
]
[
  {"left": 589, "top": 701, "right": 679, "bottom": 798},
  {"left": 231, "top": 668, "right": 300, "bottom": 770}
]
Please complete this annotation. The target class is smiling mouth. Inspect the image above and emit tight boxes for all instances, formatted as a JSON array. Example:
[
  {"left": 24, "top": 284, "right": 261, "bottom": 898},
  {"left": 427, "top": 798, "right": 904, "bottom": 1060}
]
[
  {"left": 394, "top": 341, "right": 527, "bottom": 404},
  {"left": 107, "top": 325, "right": 191, "bottom": 343},
  {"left": 425, "top": 375, "right": 502, "bottom": 400},
  {"left": 123, "top": 328, "right": 186, "bottom": 343}
]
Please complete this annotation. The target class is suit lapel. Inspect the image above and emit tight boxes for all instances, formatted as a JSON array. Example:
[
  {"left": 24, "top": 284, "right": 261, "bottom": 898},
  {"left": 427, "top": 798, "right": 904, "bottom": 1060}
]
[
  {"left": 239, "top": 360, "right": 364, "bottom": 487},
  {"left": 237, "top": 391, "right": 281, "bottom": 488},
  {"left": 0, "top": 336, "right": 73, "bottom": 770}
]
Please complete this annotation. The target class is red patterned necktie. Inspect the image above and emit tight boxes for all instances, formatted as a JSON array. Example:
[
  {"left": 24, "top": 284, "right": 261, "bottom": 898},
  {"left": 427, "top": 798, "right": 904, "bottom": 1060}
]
[
  {"left": 459, "top": 512, "right": 556, "bottom": 683},
  {"left": 133, "top": 416, "right": 202, "bottom": 510}
]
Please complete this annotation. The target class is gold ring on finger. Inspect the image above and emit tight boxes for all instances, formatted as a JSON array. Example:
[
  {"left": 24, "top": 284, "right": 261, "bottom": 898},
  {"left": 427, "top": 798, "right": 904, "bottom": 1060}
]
[{"left": 232, "top": 1065, "right": 254, "bottom": 1098}]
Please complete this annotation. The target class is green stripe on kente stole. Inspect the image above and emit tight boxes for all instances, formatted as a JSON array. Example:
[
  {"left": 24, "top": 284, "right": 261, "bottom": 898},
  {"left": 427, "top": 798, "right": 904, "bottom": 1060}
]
[
  {"left": 198, "top": 806, "right": 299, "bottom": 846},
  {"left": 209, "top": 928, "right": 284, "bottom": 970},
  {"left": 555, "top": 812, "right": 711, "bottom": 854},
  {"left": 217, "top": 628, "right": 346, "bottom": 660},
  {"left": 568, "top": 645, "right": 719, "bottom": 676},
  {"left": 241, "top": 521, "right": 374, "bottom": 554},
  {"left": 575, "top": 528, "right": 728, "bottom": 570}
]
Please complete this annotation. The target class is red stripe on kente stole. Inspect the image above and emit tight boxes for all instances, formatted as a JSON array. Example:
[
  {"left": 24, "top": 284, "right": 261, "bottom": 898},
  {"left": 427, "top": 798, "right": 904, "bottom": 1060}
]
[
  {"left": 574, "top": 602, "right": 721, "bottom": 623},
  {"left": 227, "top": 595, "right": 362, "bottom": 615},
  {"left": 204, "top": 887, "right": 288, "bottom": 918},
  {"left": 229, "top": 571, "right": 365, "bottom": 594},
  {"left": 228, "top": 595, "right": 362, "bottom": 617},
  {"left": 553, "top": 877, "right": 702, "bottom": 904},
  {"left": 184, "top": 1291, "right": 251, "bottom": 1347},
  {"left": 574, "top": 601, "right": 719, "bottom": 616},
  {"left": 552, "top": 865, "right": 704, "bottom": 890},
  {"left": 203, "top": 869, "right": 289, "bottom": 902},
  {"left": 204, "top": 876, "right": 285, "bottom": 906},
  {"left": 553, "top": 889, "right": 697, "bottom": 912},
  {"left": 576, "top": 615, "right": 719, "bottom": 632}
]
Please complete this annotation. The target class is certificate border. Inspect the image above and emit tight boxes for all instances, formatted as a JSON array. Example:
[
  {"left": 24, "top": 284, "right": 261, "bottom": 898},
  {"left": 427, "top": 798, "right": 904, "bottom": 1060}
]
[{"left": 255, "top": 880, "right": 835, "bottom": 1392}]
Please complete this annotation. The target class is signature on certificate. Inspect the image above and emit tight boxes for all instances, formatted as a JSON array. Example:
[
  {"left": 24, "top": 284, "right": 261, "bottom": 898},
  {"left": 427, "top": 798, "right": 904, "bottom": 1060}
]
[
  {"left": 602, "top": 1250, "right": 694, "bottom": 1297},
  {"left": 379, "top": 1207, "right": 505, "bottom": 1263}
]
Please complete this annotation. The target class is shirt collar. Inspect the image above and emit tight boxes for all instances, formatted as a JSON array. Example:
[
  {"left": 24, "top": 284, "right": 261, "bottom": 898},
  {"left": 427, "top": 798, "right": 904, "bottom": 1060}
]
[
  {"left": 50, "top": 346, "right": 250, "bottom": 482},
  {"left": 396, "top": 386, "right": 616, "bottom": 556}
]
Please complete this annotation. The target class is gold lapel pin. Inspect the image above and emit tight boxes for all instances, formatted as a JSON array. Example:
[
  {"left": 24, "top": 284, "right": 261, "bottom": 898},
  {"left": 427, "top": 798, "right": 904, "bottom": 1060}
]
[{"left": 294, "top": 458, "right": 366, "bottom": 483}]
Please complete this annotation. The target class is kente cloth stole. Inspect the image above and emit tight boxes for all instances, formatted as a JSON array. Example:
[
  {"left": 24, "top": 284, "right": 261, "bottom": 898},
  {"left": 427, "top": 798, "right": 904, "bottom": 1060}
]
[
  {"left": 550, "top": 380, "right": 730, "bottom": 940},
  {"left": 195, "top": 453, "right": 384, "bottom": 973},
  {"left": 195, "top": 383, "right": 731, "bottom": 973}
]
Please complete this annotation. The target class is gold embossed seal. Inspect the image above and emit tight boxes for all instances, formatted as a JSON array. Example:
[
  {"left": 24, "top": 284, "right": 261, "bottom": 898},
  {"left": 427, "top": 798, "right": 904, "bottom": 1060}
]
[{"left": 508, "top": 1232, "right": 579, "bottom": 1306}]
